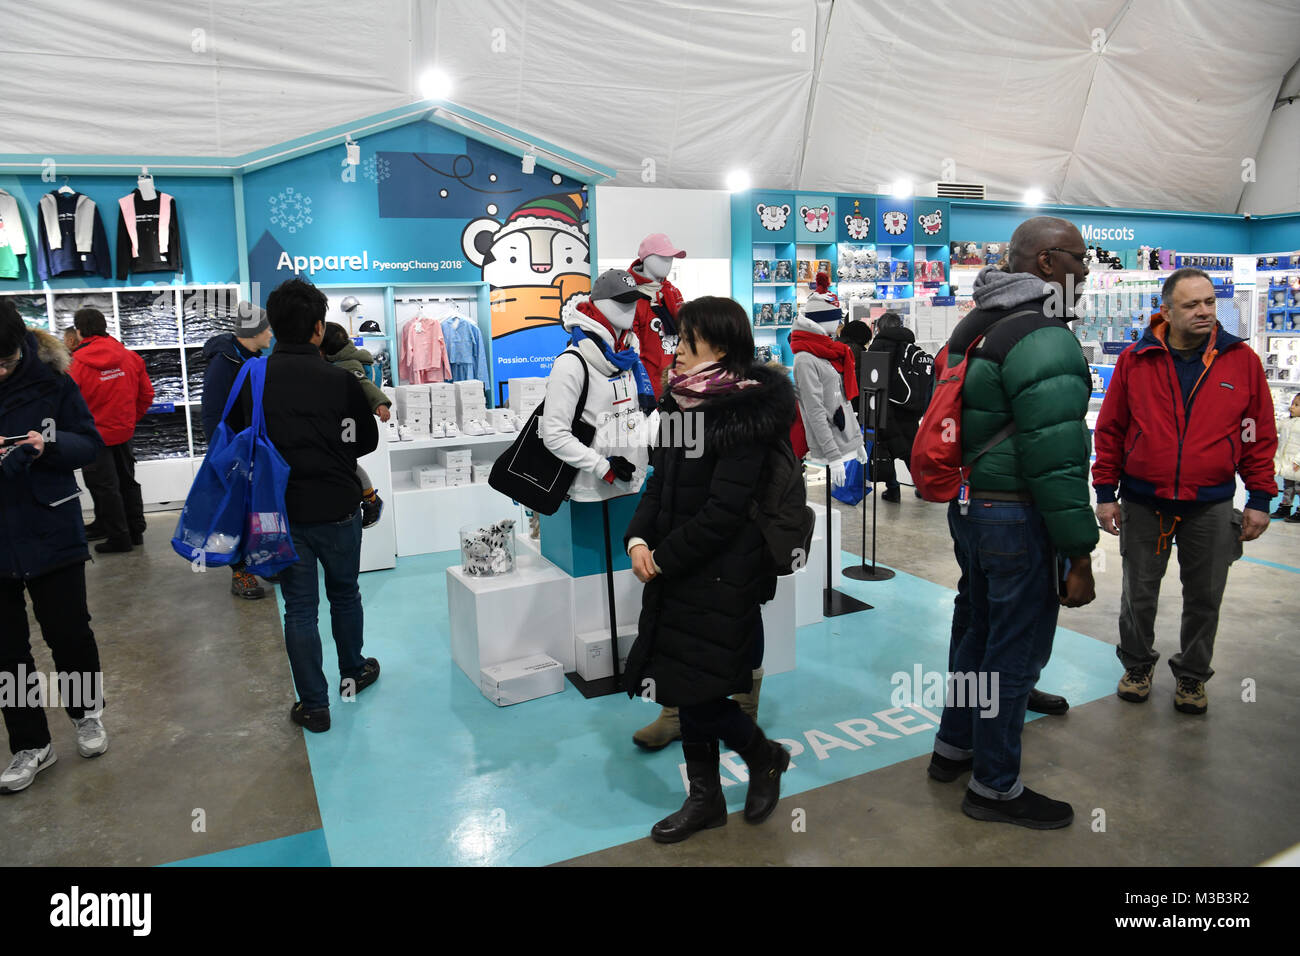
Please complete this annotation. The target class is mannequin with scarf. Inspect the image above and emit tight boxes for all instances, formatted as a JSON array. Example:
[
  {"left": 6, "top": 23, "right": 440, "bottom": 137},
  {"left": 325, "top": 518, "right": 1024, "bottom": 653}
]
[
  {"left": 539, "top": 269, "right": 655, "bottom": 502},
  {"left": 790, "top": 273, "right": 867, "bottom": 486},
  {"left": 629, "top": 233, "right": 687, "bottom": 398}
]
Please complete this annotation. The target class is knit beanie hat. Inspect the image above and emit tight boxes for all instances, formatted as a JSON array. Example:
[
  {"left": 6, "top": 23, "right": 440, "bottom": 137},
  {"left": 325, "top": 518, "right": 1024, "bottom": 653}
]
[
  {"left": 803, "top": 272, "right": 841, "bottom": 324},
  {"left": 235, "top": 301, "right": 270, "bottom": 337}
]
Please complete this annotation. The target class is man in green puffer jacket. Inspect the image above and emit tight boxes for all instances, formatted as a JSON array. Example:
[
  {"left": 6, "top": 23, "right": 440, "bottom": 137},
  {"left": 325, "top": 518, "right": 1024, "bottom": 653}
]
[
  {"left": 926, "top": 216, "right": 1099, "bottom": 831},
  {"left": 321, "top": 323, "right": 391, "bottom": 528}
]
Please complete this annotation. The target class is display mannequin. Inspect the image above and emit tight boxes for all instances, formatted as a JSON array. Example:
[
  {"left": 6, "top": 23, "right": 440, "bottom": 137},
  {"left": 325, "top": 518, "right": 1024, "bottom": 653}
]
[
  {"left": 629, "top": 233, "right": 686, "bottom": 398},
  {"left": 539, "top": 268, "right": 655, "bottom": 502},
  {"left": 137, "top": 173, "right": 157, "bottom": 202},
  {"left": 790, "top": 273, "right": 866, "bottom": 485}
]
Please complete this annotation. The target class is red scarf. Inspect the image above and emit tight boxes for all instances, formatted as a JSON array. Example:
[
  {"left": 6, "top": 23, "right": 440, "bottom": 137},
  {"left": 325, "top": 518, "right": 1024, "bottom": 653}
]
[
  {"left": 576, "top": 299, "right": 630, "bottom": 350},
  {"left": 789, "top": 330, "right": 859, "bottom": 401}
]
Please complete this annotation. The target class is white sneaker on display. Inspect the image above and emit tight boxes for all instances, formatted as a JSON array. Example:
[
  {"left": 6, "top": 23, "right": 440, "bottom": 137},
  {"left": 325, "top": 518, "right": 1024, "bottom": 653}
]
[
  {"left": 443, "top": 422, "right": 460, "bottom": 438},
  {"left": 72, "top": 712, "right": 108, "bottom": 758},
  {"left": 398, "top": 425, "right": 413, "bottom": 441},
  {"left": 464, "top": 419, "right": 486, "bottom": 436},
  {"left": 430, "top": 422, "right": 446, "bottom": 439},
  {"left": 0, "top": 745, "right": 56, "bottom": 794}
]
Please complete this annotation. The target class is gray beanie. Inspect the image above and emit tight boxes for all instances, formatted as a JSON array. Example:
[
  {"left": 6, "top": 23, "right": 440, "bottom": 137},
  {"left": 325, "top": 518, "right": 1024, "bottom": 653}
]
[{"left": 234, "top": 301, "right": 269, "bottom": 337}]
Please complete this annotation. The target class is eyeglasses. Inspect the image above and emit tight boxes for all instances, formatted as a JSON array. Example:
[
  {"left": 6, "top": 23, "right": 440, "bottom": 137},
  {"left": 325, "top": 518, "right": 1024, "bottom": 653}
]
[
  {"left": 0, "top": 349, "right": 21, "bottom": 373},
  {"left": 1044, "top": 247, "right": 1088, "bottom": 266}
]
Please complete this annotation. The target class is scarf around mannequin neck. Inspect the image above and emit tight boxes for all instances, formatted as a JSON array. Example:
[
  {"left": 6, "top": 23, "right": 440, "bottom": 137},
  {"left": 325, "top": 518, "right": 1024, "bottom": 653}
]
[
  {"left": 569, "top": 312, "right": 656, "bottom": 413},
  {"left": 789, "top": 330, "right": 858, "bottom": 401},
  {"left": 668, "top": 361, "right": 758, "bottom": 409}
]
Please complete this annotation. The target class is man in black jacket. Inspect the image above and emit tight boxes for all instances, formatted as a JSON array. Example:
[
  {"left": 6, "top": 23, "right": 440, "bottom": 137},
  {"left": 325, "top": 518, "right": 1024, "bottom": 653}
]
[
  {"left": 225, "top": 279, "right": 379, "bottom": 733},
  {"left": 200, "top": 300, "right": 273, "bottom": 600},
  {"left": 0, "top": 301, "right": 108, "bottom": 794}
]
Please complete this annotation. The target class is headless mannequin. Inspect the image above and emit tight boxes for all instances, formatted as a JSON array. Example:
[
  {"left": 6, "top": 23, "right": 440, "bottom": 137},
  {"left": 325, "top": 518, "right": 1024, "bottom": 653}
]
[
  {"left": 641, "top": 253, "right": 672, "bottom": 283},
  {"left": 794, "top": 312, "right": 868, "bottom": 486},
  {"left": 591, "top": 297, "right": 637, "bottom": 336},
  {"left": 137, "top": 176, "right": 157, "bottom": 201}
]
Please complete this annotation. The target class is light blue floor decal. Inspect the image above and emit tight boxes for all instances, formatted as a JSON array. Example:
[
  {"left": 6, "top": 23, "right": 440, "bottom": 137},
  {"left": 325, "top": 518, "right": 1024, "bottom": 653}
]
[
  {"left": 261, "top": 549, "right": 1120, "bottom": 866},
  {"left": 162, "top": 829, "right": 331, "bottom": 867}
]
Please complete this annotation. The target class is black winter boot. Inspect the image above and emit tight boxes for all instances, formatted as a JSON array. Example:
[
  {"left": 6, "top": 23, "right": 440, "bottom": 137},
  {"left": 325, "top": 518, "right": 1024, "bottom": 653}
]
[
  {"left": 651, "top": 741, "right": 727, "bottom": 844},
  {"left": 737, "top": 725, "right": 790, "bottom": 824}
]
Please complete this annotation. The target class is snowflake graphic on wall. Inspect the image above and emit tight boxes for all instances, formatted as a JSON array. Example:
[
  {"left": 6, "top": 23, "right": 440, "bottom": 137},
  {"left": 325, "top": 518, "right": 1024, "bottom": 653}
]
[
  {"left": 363, "top": 156, "right": 391, "bottom": 184},
  {"left": 268, "top": 187, "right": 313, "bottom": 234}
]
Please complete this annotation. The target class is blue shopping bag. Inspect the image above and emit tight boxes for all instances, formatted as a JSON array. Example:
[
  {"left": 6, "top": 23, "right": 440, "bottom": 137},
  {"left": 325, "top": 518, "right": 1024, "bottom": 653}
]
[{"left": 830, "top": 439, "right": 873, "bottom": 506}]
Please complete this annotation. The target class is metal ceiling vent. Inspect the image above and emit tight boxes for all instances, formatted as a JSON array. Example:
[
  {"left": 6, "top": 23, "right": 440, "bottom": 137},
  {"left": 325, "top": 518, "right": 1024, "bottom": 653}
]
[{"left": 917, "top": 181, "right": 987, "bottom": 199}]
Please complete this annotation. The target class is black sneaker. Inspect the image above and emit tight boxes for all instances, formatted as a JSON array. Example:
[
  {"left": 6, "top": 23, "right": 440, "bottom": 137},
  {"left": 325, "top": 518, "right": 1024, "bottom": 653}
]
[
  {"left": 1287, "top": 512, "right": 1300, "bottom": 524},
  {"left": 927, "top": 752, "right": 973, "bottom": 782},
  {"left": 881, "top": 486, "right": 901, "bottom": 503},
  {"left": 1271, "top": 505, "right": 1292, "bottom": 519},
  {"left": 290, "top": 702, "right": 330, "bottom": 733},
  {"left": 962, "top": 787, "right": 1074, "bottom": 829},
  {"left": 361, "top": 492, "right": 384, "bottom": 529},
  {"left": 84, "top": 522, "right": 108, "bottom": 542},
  {"left": 340, "top": 658, "right": 380, "bottom": 699},
  {"left": 94, "top": 539, "right": 133, "bottom": 554}
]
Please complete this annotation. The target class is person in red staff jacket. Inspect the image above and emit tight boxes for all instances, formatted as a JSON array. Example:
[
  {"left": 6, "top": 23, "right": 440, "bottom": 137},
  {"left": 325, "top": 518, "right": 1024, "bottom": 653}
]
[
  {"left": 1092, "top": 268, "right": 1276, "bottom": 717},
  {"left": 68, "top": 308, "right": 154, "bottom": 554}
]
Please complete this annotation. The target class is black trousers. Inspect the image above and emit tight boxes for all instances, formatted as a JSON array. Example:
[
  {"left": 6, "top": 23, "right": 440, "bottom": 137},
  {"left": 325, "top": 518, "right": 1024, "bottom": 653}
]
[
  {"left": 83, "top": 441, "right": 145, "bottom": 543},
  {"left": 0, "top": 562, "right": 103, "bottom": 754},
  {"left": 679, "top": 618, "right": 765, "bottom": 748}
]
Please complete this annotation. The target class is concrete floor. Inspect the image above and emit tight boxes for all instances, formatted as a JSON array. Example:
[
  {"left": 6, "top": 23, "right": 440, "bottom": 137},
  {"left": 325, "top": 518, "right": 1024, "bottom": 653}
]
[{"left": 2, "top": 485, "right": 1297, "bottom": 867}]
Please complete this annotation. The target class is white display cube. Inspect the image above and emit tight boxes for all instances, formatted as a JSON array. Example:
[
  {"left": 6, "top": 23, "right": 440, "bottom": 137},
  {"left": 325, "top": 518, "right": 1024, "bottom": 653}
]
[{"left": 761, "top": 574, "right": 797, "bottom": 675}]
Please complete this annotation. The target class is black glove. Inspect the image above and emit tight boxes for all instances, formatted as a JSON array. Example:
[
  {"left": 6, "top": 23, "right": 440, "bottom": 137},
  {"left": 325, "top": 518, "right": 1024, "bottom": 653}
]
[
  {"left": 832, "top": 407, "right": 846, "bottom": 431},
  {"left": 0, "top": 442, "right": 38, "bottom": 478},
  {"left": 606, "top": 455, "right": 635, "bottom": 482}
]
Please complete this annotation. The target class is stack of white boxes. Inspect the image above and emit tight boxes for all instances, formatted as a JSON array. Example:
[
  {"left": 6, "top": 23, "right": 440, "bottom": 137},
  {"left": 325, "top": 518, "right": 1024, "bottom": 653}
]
[
  {"left": 396, "top": 385, "right": 432, "bottom": 437},
  {"left": 412, "top": 464, "right": 446, "bottom": 488},
  {"left": 455, "top": 380, "right": 488, "bottom": 430},
  {"left": 428, "top": 383, "right": 457, "bottom": 427},
  {"left": 438, "top": 447, "right": 472, "bottom": 487},
  {"left": 508, "top": 377, "right": 546, "bottom": 423},
  {"left": 471, "top": 458, "right": 493, "bottom": 484}
]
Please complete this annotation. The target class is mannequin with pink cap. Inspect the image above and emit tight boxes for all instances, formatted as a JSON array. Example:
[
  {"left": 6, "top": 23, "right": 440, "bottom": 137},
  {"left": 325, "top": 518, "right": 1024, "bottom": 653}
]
[{"left": 628, "top": 234, "right": 686, "bottom": 398}]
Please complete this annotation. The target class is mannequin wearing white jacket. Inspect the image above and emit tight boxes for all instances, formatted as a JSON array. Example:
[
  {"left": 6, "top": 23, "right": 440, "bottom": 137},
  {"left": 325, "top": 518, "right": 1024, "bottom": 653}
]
[
  {"left": 790, "top": 293, "right": 867, "bottom": 487},
  {"left": 539, "top": 282, "right": 653, "bottom": 503}
]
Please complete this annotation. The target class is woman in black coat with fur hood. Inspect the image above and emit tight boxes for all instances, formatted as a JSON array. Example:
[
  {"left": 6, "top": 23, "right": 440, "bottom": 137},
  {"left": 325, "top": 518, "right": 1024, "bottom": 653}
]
[{"left": 623, "top": 296, "right": 796, "bottom": 843}]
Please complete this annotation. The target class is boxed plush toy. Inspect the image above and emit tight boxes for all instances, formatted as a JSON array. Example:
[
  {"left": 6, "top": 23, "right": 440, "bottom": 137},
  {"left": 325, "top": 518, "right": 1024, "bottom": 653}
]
[
  {"left": 460, "top": 519, "right": 517, "bottom": 577},
  {"left": 771, "top": 259, "right": 794, "bottom": 283},
  {"left": 753, "top": 259, "right": 771, "bottom": 282},
  {"left": 776, "top": 302, "right": 794, "bottom": 324},
  {"left": 796, "top": 259, "right": 814, "bottom": 282},
  {"left": 753, "top": 302, "right": 776, "bottom": 326}
]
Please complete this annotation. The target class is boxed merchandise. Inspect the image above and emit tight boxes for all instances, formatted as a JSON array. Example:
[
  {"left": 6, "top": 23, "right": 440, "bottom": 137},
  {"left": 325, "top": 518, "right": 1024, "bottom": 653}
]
[
  {"left": 575, "top": 629, "right": 637, "bottom": 682},
  {"left": 776, "top": 302, "right": 794, "bottom": 324},
  {"left": 412, "top": 465, "right": 446, "bottom": 488},
  {"left": 753, "top": 259, "right": 771, "bottom": 282},
  {"left": 507, "top": 377, "right": 546, "bottom": 413},
  {"left": 472, "top": 463, "right": 492, "bottom": 483},
  {"left": 436, "top": 448, "right": 472, "bottom": 467},
  {"left": 753, "top": 302, "right": 776, "bottom": 326},
  {"left": 488, "top": 408, "right": 514, "bottom": 431},
  {"left": 796, "top": 259, "right": 813, "bottom": 282},
  {"left": 771, "top": 259, "right": 794, "bottom": 283},
  {"left": 479, "top": 654, "right": 564, "bottom": 706}
]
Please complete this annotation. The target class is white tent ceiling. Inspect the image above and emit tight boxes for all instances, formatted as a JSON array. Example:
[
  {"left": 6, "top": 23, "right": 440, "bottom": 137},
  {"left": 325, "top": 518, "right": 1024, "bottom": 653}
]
[{"left": 3, "top": 0, "right": 1298, "bottom": 214}]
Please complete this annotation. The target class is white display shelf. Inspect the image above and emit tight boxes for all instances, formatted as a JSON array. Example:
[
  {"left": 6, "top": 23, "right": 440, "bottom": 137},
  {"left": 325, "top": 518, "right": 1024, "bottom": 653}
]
[
  {"left": 391, "top": 473, "right": 487, "bottom": 494},
  {"left": 387, "top": 433, "right": 515, "bottom": 452},
  {"left": 393, "top": 479, "right": 518, "bottom": 556}
]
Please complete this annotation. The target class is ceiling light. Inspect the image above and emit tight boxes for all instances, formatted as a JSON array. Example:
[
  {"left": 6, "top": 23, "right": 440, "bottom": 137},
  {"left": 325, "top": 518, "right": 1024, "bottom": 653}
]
[
  {"left": 419, "top": 68, "right": 453, "bottom": 101},
  {"left": 725, "top": 170, "right": 751, "bottom": 192},
  {"left": 890, "top": 179, "right": 913, "bottom": 199},
  {"left": 1023, "top": 187, "right": 1045, "bottom": 205}
]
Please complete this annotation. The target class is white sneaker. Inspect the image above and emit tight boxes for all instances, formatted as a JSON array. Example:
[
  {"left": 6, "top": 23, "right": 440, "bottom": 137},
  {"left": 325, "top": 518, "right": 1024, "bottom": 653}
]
[
  {"left": 73, "top": 712, "right": 108, "bottom": 757},
  {"left": 465, "top": 419, "right": 486, "bottom": 436},
  {"left": 430, "top": 422, "right": 446, "bottom": 439},
  {"left": 0, "top": 745, "right": 56, "bottom": 794},
  {"left": 443, "top": 422, "right": 460, "bottom": 438}
]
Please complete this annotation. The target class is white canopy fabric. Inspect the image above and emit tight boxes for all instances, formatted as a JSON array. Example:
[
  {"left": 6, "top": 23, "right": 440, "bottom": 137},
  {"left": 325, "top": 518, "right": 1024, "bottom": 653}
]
[{"left": 2, "top": 0, "right": 1297, "bottom": 214}]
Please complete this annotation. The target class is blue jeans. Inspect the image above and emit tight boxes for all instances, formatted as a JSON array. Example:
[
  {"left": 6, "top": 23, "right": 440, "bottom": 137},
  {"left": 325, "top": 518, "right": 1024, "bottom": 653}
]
[
  {"left": 934, "top": 500, "right": 1059, "bottom": 799},
  {"left": 278, "top": 510, "right": 366, "bottom": 711}
]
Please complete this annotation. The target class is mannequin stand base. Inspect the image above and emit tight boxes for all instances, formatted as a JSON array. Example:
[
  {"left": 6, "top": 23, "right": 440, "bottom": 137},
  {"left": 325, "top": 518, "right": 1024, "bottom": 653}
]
[
  {"left": 843, "top": 564, "right": 895, "bottom": 582},
  {"left": 565, "top": 672, "right": 623, "bottom": 699},
  {"left": 824, "top": 587, "right": 872, "bottom": 616}
]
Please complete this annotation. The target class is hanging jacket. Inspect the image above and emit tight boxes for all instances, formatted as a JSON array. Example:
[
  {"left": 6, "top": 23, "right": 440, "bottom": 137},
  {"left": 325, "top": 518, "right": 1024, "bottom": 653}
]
[
  {"left": 199, "top": 332, "right": 261, "bottom": 441},
  {"left": 1275, "top": 416, "right": 1300, "bottom": 483},
  {"left": 399, "top": 315, "right": 452, "bottom": 384},
  {"left": 116, "top": 189, "right": 183, "bottom": 279},
  {"left": 1092, "top": 316, "right": 1278, "bottom": 512},
  {"left": 36, "top": 191, "right": 112, "bottom": 281},
  {"left": 539, "top": 295, "right": 651, "bottom": 502},
  {"left": 0, "top": 329, "right": 104, "bottom": 580},
  {"left": 440, "top": 312, "right": 490, "bottom": 383},
  {"left": 68, "top": 334, "right": 154, "bottom": 446},
  {"left": 621, "top": 363, "right": 795, "bottom": 707},
  {"left": 950, "top": 266, "right": 1098, "bottom": 558},
  {"left": 0, "top": 189, "right": 29, "bottom": 280}
]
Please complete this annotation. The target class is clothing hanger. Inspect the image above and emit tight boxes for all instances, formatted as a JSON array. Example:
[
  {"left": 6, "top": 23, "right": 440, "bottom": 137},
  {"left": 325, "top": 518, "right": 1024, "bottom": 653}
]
[{"left": 57, "top": 177, "right": 75, "bottom": 195}]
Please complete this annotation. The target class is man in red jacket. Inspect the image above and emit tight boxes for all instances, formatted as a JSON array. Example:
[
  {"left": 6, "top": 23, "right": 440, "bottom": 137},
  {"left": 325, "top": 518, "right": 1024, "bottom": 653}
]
[
  {"left": 68, "top": 308, "right": 154, "bottom": 553},
  {"left": 1093, "top": 268, "right": 1276, "bottom": 715}
]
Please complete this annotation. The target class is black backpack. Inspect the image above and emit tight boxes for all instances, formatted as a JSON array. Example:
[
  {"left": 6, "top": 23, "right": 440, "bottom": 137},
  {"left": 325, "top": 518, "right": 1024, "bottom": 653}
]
[
  {"left": 747, "top": 440, "right": 815, "bottom": 575},
  {"left": 891, "top": 342, "right": 935, "bottom": 413}
]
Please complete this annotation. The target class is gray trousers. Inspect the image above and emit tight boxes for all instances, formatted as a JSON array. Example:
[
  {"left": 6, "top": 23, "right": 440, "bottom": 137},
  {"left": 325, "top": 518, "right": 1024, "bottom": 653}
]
[{"left": 1117, "top": 498, "right": 1240, "bottom": 683}]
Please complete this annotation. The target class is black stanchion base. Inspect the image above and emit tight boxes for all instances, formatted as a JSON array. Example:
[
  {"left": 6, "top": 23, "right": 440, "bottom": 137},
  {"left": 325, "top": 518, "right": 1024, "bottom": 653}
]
[
  {"left": 565, "top": 672, "right": 623, "bottom": 699},
  {"left": 824, "top": 587, "right": 872, "bottom": 616},
  {"left": 843, "top": 563, "right": 896, "bottom": 581}
]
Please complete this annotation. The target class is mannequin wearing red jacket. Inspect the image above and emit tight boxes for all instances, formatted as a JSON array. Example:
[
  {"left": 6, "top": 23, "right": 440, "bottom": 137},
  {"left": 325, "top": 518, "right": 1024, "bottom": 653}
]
[
  {"left": 68, "top": 309, "right": 154, "bottom": 553},
  {"left": 629, "top": 233, "right": 686, "bottom": 397}
]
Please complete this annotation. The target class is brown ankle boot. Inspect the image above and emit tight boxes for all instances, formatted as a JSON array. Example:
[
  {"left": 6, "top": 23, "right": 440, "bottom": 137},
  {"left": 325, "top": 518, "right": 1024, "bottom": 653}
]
[{"left": 633, "top": 706, "right": 680, "bottom": 751}]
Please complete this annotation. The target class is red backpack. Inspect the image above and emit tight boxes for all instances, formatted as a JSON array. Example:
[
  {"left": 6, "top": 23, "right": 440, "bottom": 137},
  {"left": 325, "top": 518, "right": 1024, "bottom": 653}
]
[{"left": 910, "top": 312, "right": 1032, "bottom": 504}]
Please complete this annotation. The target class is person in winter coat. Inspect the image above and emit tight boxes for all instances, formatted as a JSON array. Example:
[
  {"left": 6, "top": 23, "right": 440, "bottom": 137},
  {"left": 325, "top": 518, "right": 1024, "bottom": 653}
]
[
  {"left": 866, "top": 312, "right": 933, "bottom": 502},
  {"left": 1093, "top": 267, "right": 1277, "bottom": 716},
  {"left": 0, "top": 300, "right": 108, "bottom": 794},
  {"left": 68, "top": 308, "right": 153, "bottom": 553},
  {"left": 198, "top": 301, "right": 273, "bottom": 599},
  {"left": 1271, "top": 392, "right": 1300, "bottom": 522},
  {"left": 928, "top": 216, "right": 1098, "bottom": 831},
  {"left": 622, "top": 295, "right": 796, "bottom": 844},
  {"left": 838, "top": 319, "right": 872, "bottom": 380},
  {"left": 321, "top": 322, "right": 390, "bottom": 528}
]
